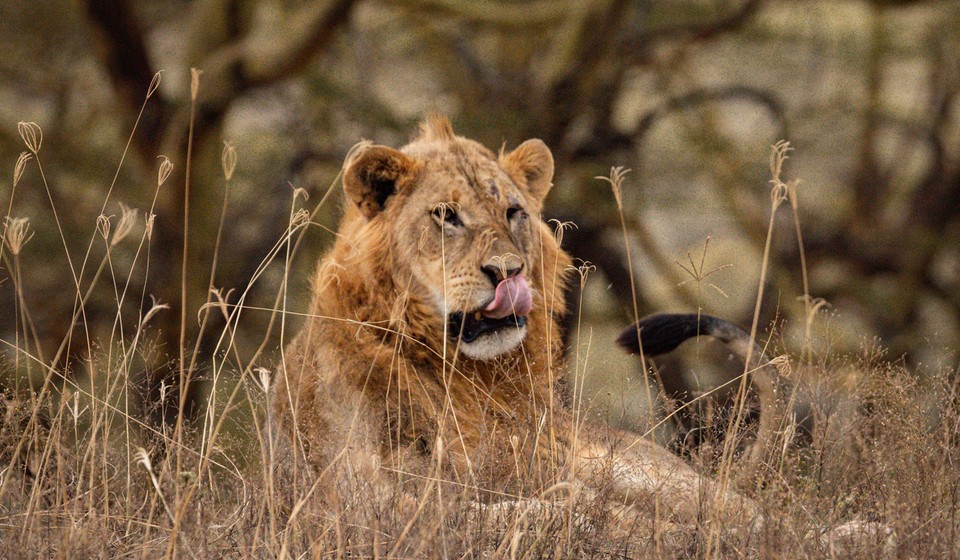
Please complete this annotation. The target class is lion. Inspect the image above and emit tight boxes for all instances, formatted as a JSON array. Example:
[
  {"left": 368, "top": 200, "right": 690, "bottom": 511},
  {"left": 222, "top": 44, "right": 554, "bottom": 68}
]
[{"left": 270, "top": 115, "right": 772, "bottom": 534}]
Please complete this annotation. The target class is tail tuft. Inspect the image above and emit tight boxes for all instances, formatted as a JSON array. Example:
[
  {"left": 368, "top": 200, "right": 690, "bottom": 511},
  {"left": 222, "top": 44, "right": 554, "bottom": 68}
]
[
  {"left": 616, "top": 313, "right": 721, "bottom": 356},
  {"left": 616, "top": 312, "right": 785, "bottom": 470}
]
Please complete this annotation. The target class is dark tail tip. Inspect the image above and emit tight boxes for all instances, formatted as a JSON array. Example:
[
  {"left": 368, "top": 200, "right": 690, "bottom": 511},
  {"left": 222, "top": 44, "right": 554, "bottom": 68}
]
[{"left": 616, "top": 313, "right": 718, "bottom": 356}]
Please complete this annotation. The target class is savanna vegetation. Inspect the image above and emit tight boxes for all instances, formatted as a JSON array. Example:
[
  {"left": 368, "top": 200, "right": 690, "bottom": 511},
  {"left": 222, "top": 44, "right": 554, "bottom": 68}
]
[{"left": 1, "top": 0, "right": 959, "bottom": 558}]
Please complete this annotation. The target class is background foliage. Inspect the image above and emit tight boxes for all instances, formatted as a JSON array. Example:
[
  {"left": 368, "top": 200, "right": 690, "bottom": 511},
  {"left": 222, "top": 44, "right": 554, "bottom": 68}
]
[
  {"left": 2, "top": 0, "right": 959, "bottom": 465},
  {"left": 2, "top": 1, "right": 960, "bottom": 557}
]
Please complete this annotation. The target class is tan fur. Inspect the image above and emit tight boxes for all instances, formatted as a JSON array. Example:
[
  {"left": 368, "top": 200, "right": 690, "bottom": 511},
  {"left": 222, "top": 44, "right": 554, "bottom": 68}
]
[{"left": 271, "top": 117, "right": 759, "bottom": 527}]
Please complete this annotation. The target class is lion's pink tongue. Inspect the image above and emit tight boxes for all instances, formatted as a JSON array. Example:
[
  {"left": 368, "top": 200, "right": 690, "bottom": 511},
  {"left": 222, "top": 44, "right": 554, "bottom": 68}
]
[{"left": 483, "top": 275, "right": 533, "bottom": 320}]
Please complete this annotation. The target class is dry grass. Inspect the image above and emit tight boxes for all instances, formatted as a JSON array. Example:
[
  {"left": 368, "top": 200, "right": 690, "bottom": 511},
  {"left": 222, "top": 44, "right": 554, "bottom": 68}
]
[{"left": 1, "top": 106, "right": 959, "bottom": 559}]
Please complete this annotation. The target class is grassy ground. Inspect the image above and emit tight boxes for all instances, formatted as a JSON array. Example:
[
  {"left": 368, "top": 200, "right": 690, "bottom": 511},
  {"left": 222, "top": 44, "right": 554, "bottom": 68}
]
[{"left": 1, "top": 123, "right": 958, "bottom": 559}]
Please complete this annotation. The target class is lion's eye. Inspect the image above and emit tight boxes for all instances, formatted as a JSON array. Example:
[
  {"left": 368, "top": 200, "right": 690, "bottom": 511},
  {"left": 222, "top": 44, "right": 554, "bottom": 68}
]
[
  {"left": 431, "top": 206, "right": 464, "bottom": 228},
  {"left": 506, "top": 206, "right": 527, "bottom": 222}
]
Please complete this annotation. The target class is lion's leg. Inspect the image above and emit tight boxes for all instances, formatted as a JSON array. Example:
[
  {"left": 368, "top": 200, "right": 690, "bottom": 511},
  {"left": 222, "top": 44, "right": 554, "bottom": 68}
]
[
  {"left": 575, "top": 433, "right": 760, "bottom": 528},
  {"left": 269, "top": 358, "right": 424, "bottom": 518}
]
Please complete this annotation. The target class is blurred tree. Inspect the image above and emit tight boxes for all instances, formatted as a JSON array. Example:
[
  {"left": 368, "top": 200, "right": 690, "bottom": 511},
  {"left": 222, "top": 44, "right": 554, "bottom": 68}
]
[
  {"left": 81, "top": 0, "right": 359, "bottom": 425},
  {"left": 1, "top": 0, "right": 958, "bottom": 430}
]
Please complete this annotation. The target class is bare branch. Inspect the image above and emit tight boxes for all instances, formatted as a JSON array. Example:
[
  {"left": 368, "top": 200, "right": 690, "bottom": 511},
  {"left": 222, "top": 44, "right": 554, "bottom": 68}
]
[
  {"left": 189, "top": 0, "right": 358, "bottom": 105},
  {"left": 633, "top": 86, "right": 787, "bottom": 149},
  {"left": 390, "top": 0, "right": 573, "bottom": 27},
  {"left": 83, "top": 0, "right": 168, "bottom": 154},
  {"left": 243, "top": 0, "right": 358, "bottom": 86},
  {"left": 538, "top": 0, "right": 632, "bottom": 145},
  {"left": 636, "top": 0, "right": 764, "bottom": 44},
  {"left": 84, "top": 0, "right": 154, "bottom": 104}
]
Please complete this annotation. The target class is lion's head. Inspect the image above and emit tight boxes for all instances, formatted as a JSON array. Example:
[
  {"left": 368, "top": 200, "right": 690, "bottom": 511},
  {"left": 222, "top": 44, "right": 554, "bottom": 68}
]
[{"left": 339, "top": 116, "right": 559, "bottom": 361}]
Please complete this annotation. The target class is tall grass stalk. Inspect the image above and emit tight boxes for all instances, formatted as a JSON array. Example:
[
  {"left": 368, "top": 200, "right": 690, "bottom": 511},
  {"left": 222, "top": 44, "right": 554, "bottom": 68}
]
[
  {"left": 596, "top": 168, "right": 659, "bottom": 433},
  {"left": 2, "top": 120, "right": 958, "bottom": 558},
  {"left": 172, "top": 71, "right": 204, "bottom": 525},
  {"left": 705, "top": 140, "right": 792, "bottom": 558}
]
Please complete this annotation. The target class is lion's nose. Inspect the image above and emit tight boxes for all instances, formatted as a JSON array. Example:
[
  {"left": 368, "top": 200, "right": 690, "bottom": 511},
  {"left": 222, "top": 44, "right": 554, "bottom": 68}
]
[{"left": 481, "top": 263, "right": 523, "bottom": 286}]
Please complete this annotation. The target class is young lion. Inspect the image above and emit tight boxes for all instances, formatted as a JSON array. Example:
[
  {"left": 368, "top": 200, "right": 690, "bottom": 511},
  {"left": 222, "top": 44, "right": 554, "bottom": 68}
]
[{"left": 271, "top": 115, "right": 761, "bottom": 531}]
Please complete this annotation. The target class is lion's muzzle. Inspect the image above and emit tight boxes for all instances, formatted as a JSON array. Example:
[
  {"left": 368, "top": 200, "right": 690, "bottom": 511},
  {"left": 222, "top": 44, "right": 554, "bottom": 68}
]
[
  {"left": 482, "top": 274, "right": 532, "bottom": 319},
  {"left": 448, "top": 312, "right": 527, "bottom": 344},
  {"left": 447, "top": 275, "right": 532, "bottom": 347}
]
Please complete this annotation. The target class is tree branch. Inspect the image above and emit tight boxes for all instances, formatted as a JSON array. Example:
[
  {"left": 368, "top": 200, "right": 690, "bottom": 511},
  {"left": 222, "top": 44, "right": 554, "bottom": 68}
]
[
  {"left": 632, "top": 86, "right": 787, "bottom": 150},
  {"left": 244, "top": 0, "right": 359, "bottom": 86},
  {"left": 189, "top": 0, "right": 358, "bottom": 111},
  {"left": 83, "top": 0, "right": 168, "bottom": 156},
  {"left": 390, "top": 0, "right": 574, "bottom": 27},
  {"left": 539, "top": 0, "right": 632, "bottom": 145},
  {"left": 634, "top": 0, "right": 764, "bottom": 44}
]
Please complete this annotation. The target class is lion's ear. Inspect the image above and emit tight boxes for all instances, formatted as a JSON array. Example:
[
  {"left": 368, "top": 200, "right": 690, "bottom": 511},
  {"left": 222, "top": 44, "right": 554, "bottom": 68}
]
[
  {"left": 500, "top": 139, "right": 554, "bottom": 202},
  {"left": 343, "top": 144, "right": 416, "bottom": 219}
]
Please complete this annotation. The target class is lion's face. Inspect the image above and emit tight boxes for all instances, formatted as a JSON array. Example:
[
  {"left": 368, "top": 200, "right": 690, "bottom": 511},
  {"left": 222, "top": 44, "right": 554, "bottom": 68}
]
[
  {"left": 394, "top": 151, "right": 541, "bottom": 361},
  {"left": 342, "top": 117, "right": 555, "bottom": 361}
]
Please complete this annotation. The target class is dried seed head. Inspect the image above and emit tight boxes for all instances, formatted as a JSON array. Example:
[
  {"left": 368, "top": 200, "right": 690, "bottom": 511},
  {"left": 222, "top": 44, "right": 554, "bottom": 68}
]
[
  {"left": 489, "top": 253, "right": 519, "bottom": 280},
  {"left": 433, "top": 201, "right": 460, "bottom": 216},
  {"left": 769, "top": 140, "right": 792, "bottom": 181},
  {"left": 291, "top": 186, "right": 309, "bottom": 203},
  {"left": 140, "top": 295, "right": 170, "bottom": 328},
  {"left": 4, "top": 217, "right": 33, "bottom": 256},
  {"left": 157, "top": 156, "right": 173, "bottom": 187},
  {"left": 17, "top": 122, "right": 42, "bottom": 153},
  {"left": 190, "top": 68, "right": 202, "bottom": 101},
  {"left": 290, "top": 208, "right": 310, "bottom": 228},
  {"left": 802, "top": 296, "right": 830, "bottom": 331},
  {"left": 549, "top": 219, "right": 577, "bottom": 247},
  {"left": 770, "top": 180, "right": 788, "bottom": 209},
  {"left": 69, "top": 392, "right": 81, "bottom": 422},
  {"left": 96, "top": 214, "right": 112, "bottom": 241},
  {"left": 221, "top": 141, "right": 237, "bottom": 181},
  {"left": 255, "top": 367, "right": 272, "bottom": 393},
  {"left": 768, "top": 141, "right": 793, "bottom": 210},
  {"left": 13, "top": 152, "right": 31, "bottom": 187},
  {"left": 199, "top": 287, "right": 235, "bottom": 323},
  {"left": 596, "top": 166, "right": 631, "bottom": 210},
  {"left": 147, "top": 71, "right": 162, "bottom": 99},
  {"left": 112, "top": 203, "right": 139, "bottom": 246},
  {"left": 567, "top": 260, "right": 596, "bottom": 289},
  {"left": 145, "top": 213, "right": 156, "bottom": 241},
  {"left": 769, "top": 354, "right": 792, "bottom": 378},
  {"left": 135, "top": 447, "right": 153, "bottom": 472}
]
